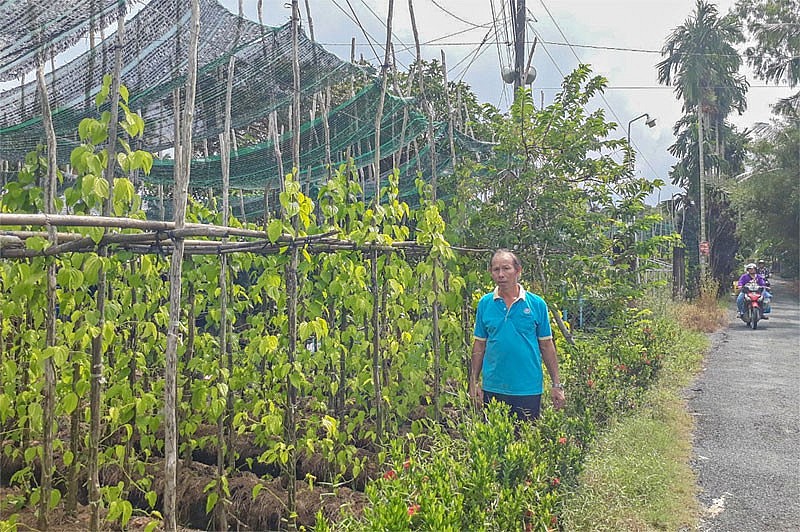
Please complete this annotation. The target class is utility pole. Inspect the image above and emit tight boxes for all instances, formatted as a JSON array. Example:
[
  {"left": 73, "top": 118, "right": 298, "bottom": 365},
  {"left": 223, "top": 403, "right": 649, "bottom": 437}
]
[{"left": 513, "top": 0, "right": 526, "bottom": 93}]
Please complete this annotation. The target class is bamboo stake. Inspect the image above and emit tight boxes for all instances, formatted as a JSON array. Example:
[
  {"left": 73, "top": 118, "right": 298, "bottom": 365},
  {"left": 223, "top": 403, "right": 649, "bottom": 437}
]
[{"left": 164, "top": 1, "right": 200, "bottom": 529}]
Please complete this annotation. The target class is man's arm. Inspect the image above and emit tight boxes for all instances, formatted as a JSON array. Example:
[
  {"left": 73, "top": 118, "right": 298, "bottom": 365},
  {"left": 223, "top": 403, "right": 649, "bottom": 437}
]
[
  {"left": 469, "top": 339, "right": 486, "bottom": 405},
  {"left": 540, "top": 338, "right": 565, "bottom": 410}
]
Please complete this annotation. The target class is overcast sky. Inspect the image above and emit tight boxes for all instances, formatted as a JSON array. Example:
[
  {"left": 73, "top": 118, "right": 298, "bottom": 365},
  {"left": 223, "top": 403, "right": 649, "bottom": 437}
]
[
  {"left": 224, "top": 0, "right": 793, "bottom": 204},
  {"left": 4, "top": 1, "right": 793, "bottom": 204}
]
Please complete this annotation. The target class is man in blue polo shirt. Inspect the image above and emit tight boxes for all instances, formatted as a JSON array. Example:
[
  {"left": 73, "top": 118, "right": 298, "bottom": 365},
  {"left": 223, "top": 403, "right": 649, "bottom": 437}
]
[{"left": 469, "top": 249, "right": 565, "bottom": 421}]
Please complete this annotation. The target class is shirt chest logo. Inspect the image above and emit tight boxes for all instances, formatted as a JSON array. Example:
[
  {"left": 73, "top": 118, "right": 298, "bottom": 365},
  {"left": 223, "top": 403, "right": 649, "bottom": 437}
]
[{"left": 523, "top": 308, "right": 531, "bottom": 314}]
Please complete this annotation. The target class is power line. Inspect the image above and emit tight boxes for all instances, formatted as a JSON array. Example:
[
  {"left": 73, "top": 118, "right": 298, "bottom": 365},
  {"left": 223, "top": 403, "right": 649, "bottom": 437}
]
[
  {"left": 452, "top": 26, "right": 498, "bottom": 83},
  {"left": 429, "top": 0, "right": 489, "bottom": 29},
  {"left": 537, "top": 0, "right": 664, "bottom": 182},
  {"left": 328, "top": 0, "right": 382, "bottom": 64},
  {"left": 355, "top": 0, "right": 413, "bottom": 71}
]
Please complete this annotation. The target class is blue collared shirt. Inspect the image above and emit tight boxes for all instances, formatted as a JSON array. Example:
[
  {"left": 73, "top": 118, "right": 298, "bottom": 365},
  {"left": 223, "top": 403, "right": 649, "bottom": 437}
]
[{"left": 474, "top": 285, "right": 553, "bottom": 395}]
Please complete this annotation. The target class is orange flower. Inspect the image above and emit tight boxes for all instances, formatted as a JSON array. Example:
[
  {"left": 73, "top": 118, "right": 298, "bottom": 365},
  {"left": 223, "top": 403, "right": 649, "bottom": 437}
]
[
  {"left": 550, "top": 477, "right": 560, "bottom": 487},
  {"left": 403, "top": 459, "right": 411, "bottom": 470},
  {"left": 557, "top": 437, "right": 567, "bottom": 445},
  {"left": 587, "top": 378, "right": 595, "bottom": 388},
  {"left": 408, "top": 504, "right": 420, "bottom": 516},
  {"left": 383, "top": 469, "right": 397, "bottom": 480}
]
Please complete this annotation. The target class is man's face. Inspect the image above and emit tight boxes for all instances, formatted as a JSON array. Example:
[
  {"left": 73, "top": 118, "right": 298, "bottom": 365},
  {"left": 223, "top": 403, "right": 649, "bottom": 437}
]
[
  {"left": 747, "top": 267, "right": 756, "bottom": 275},
  {"left": 490, "top": 254, "right": 520, "bottom": 288}
]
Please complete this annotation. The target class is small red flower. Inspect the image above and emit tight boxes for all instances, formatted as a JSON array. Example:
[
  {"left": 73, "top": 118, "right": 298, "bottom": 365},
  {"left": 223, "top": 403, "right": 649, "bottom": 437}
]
[
  {"left": 550, "top": 477, "right": 560, "bottom": 487},
  {"left": 550, "top": 515, "right": 558, "bottom": 525},
  {"left": 403, "top": 459, "right": 411, "bottom": 470},
  {"left": 383, "top": 469, "right": 397, "bottom": 480},
  {"left": 587, "top": 378, "right": 595, "bottom": 388},
  {"left": 557, "top": 437, "right": 567, "bottom": 445},
  {"left": 407, "top": 504, "right": 420, "bottom": 516}
]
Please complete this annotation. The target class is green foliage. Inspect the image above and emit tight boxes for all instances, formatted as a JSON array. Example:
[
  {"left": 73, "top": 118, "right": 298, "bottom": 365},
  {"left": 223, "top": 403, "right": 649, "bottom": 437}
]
[
  {"left": 735, "top": 0, "right": 800, "bottom": 113},
  {"left": 731, "top": 118, "right": 800, "bottom": 275},
  {"left": 448, "top": 65, "right": 672, "bottom": 302},
  {"left": 0, "top": 69, "right": 694, "bottom": 531}
]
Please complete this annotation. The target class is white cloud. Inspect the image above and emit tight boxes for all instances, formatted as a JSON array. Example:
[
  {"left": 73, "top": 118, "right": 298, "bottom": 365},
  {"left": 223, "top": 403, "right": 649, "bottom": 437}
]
[{"left": 3, "top": 0, "right": 792, "bottom": 204}]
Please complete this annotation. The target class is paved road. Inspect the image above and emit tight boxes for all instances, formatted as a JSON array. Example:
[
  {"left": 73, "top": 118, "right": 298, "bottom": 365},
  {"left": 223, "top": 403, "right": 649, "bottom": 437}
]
[{"left": 688, "top": 278, "right": 800, "bottom": 531}]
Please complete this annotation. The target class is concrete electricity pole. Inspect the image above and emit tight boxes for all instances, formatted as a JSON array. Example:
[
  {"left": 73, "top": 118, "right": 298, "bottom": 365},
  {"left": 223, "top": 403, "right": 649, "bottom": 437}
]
[{"left": 513, "top": 0, "right": 526, "bottom": 92}]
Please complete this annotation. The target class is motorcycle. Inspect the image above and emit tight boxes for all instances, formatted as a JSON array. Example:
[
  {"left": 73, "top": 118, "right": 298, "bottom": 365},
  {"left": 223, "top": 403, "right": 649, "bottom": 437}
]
[{"left": 740, "top": 282, "right": 766, "bottom": 329}]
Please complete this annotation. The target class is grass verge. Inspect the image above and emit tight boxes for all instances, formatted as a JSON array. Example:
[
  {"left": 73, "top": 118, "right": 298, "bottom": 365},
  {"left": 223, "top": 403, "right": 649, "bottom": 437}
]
[{"left": 559, "top": 300, "right": 714, "bottom": 531}]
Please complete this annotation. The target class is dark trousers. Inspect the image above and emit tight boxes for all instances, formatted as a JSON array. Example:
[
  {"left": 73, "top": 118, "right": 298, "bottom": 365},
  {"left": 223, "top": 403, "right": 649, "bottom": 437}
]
[{"left": 483, "top": 391, "right": 542, "bottom": 421}]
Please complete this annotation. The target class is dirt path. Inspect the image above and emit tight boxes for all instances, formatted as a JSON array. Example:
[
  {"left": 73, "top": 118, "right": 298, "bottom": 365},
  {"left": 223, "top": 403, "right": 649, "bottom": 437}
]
[{"left": 688, "top": 278, "right": 800, "bottom": 531}]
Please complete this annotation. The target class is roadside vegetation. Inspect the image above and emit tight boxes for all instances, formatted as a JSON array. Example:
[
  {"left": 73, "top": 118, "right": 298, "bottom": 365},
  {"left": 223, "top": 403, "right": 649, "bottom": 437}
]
[{"left": 560, "top": 284, "right": 725, "bottom": 531}]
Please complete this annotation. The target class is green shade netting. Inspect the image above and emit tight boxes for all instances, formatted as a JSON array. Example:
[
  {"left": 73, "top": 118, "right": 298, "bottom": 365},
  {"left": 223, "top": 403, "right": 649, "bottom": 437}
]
[
  {"left": 0, "top": 0, "right": 361, "bottom": 161},
  {"left": 0, "top": 0, "right": 130, "bottom": 82},
  {"left": 143, "top": 82, "right": 429, "bottom": 191}
]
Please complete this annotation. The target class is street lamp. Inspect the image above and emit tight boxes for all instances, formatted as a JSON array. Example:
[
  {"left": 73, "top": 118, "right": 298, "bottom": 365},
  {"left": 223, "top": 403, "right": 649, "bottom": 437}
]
[
  {"left": 627, "top": 113, "right": 656, "bottom": 154},
  {"left": 625, "top": 112, "right": 656, "bottom": 284}
]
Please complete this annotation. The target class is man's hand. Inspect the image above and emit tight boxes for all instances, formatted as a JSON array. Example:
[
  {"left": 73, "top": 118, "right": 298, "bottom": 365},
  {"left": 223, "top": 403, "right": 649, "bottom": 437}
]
[
  {"left": 468, "top": 381, "right": 483, "bottom": 407},
  {"left": 551, "top": 386, "right": 566, "bottom": 410}
]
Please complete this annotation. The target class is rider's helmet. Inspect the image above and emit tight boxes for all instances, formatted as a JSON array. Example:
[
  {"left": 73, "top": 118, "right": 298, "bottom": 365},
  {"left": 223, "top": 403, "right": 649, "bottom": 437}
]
[
  {"left": 758, "top": 259, "right": 765, "bottom": 265},
  {"left": 745, "top": 263, "right": 757, "bottom": 272}
]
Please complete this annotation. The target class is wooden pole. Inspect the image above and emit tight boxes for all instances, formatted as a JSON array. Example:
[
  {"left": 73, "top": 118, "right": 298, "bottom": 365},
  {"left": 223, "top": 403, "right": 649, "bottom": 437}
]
[
  {"left": 408, "top": 0, "right": 438, "bottom": 199},
  {"left": 90, "top": 8, "right": 126, "bottom": 529},
  {"left": 372, "top": 0, "right": 394, "bottom": 203},
  {"left": 291, "top": 0, "right": 301, "bottom": 174},
  {"left": 390, "top": 43, "right": 409, "bottom": 171},
  {"left": 213, "top": 53, "right": 235, "bottom": 532},
  {"left": 370, "top": 249, "right": 382, "bottom": 440},
  {"left": 35, "top": 57, "right": 58, "bottom": 532},
  {"left": 164, "top": 0, "right": 200, "bottom": 529},
  {"left": 286, "top": 3, "right": 302, "bottom": 527},
  {"left": 441, "top": 50, "right": 457, "bottom": 170}
]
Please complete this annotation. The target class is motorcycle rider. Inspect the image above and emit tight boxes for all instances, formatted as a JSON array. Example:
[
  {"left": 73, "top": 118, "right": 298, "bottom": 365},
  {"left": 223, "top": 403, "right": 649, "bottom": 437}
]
[
  {"left": 736, "top": 263, "right": 772, "bottom": 319},
  {"left": 756, "top": 259, "right": 770, "bottom": 280}
]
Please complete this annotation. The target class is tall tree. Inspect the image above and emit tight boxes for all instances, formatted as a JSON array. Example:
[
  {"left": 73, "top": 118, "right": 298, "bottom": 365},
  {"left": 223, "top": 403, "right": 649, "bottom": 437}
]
[
  {"left": 449, "top": 65, "right": 671, "bottom": 313},
  {"left": 732, "top": 118, "right": 800, "bottom": 276},
  {"left": 657, "top": 0, "right": 747, "bottom": 286},
  {"left": 735, "top": 0, "right": 800, "bottom": 115}
]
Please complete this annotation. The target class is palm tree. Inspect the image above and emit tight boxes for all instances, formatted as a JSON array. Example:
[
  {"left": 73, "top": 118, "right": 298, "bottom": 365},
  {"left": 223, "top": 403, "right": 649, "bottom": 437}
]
[{"left": 657, "top": 0, "right": 748, "bottom": 282}]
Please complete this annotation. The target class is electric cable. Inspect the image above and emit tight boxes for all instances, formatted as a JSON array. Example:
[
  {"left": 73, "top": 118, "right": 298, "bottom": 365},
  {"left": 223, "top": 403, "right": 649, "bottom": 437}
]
[
  {"left": 452, "top": 27, "right": 497, "bottom": 83},
  {"left": 429, "top": 0, "right": 487, "bottom": 29},
  {"left": 328, "top": 0, "right": 381, "bottom": 65},
  {"left": 355, "top": 0, "right": 412, "bottom": 72},
  {"left": 537, "top": 0, "right": 664, "bottom": 182}
]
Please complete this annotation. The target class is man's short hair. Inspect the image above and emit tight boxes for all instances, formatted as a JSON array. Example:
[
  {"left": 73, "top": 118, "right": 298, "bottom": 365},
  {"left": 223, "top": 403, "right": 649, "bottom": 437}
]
[{"left": 490, "top": 249, "right": 522, "bottom": 271}]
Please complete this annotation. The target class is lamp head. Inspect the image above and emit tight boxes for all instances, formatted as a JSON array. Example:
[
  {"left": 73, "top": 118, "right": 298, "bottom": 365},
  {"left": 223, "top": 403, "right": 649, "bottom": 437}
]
[{"left": 646, "top": 117, "right": 656, "bottom": 128}]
